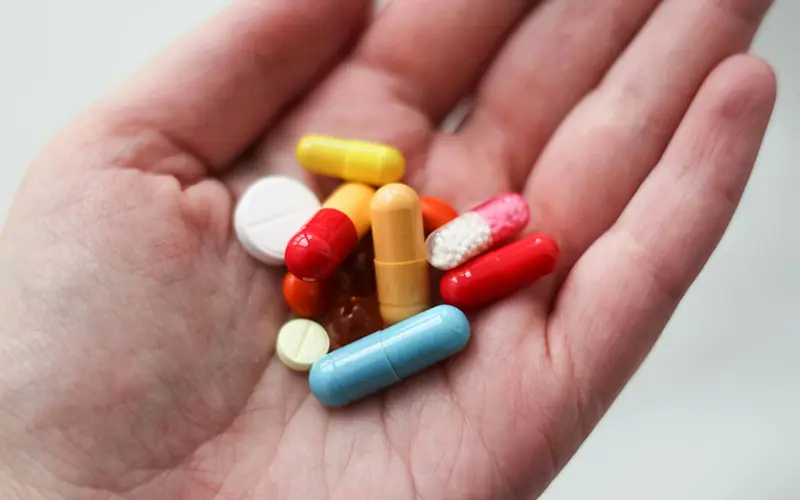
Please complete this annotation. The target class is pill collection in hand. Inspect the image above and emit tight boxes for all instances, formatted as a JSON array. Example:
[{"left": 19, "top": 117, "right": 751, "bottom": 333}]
[{"left": 235, "top": 134, "right": 560, "bottom": 407}]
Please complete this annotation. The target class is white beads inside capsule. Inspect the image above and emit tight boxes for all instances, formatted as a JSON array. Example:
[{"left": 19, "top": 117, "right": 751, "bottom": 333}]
[{"left": 426, "top": 213, "right": 493, "bottom": 270}]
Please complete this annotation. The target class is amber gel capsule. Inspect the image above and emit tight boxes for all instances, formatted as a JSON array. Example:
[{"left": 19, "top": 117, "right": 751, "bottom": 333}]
[
  {"left": 332, "top": 234, "right": 376, "bottom": 298},
  {"left": 371, "top": 184, "right": 430, "bottom": 325},
  {"left": 325, "top": 296, "right": 383, "bottom": 350}
]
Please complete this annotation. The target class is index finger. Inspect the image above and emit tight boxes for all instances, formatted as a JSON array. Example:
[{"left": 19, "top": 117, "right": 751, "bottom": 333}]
[{"left": 67, "top": 0, "right": 370, "bottom": 183}]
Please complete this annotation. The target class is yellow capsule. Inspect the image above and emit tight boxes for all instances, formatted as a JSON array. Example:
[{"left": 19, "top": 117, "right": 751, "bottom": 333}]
[
  {"left": 371, "top": 183, "right": 430, "bottom": 325},
  {"left": 297, "top": 135, "right": 406, "bottom": 186},
  {"left": 322, "top": 182, "right": 374, "bottom": 239}
]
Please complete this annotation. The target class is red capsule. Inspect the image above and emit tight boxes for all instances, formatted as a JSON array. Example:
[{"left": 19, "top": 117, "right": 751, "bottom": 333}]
[
  {"left": 285, "top": 209, "right": 357, "bottom": 281},
  {"left": 440, "top": 234, "right": 559, "bottom": 309},
  {"left": 285, "top": 183, "right": 374, "bottom": 281}
]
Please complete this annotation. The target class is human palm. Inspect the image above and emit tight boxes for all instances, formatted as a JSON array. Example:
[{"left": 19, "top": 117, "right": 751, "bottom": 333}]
[{"left": 0, "top": 0, "right": 777, "bottom": 499}]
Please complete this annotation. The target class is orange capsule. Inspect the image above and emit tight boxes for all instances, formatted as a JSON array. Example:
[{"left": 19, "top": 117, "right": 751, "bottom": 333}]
[
  {"left": 420, "top": 196, "right": 459, "bottom": 233},
  {"left": 283, "top": 272, "right": 327, "bottom": 318},
  {"left": 324, "top": 296, "right": 383, "bottom": 350}
]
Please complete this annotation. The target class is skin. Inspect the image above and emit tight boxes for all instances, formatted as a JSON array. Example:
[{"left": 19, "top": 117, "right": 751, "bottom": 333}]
[{"left": 0, "top": 0, "right": 777, "bottom": 498}]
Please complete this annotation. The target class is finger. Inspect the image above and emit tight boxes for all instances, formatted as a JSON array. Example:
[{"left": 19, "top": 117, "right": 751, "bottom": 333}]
[
  {"left": 230, "top": 0, "right": 538, "bottom": 196},
  {"left": 353, "top": 0, "right": 536, "bottom": 121},
  {"left": 522, "top": 0, "right": 773, "bottom": 274},
  {"left": 548, "top": 55, "right": 776, "bottom": 418},
  {"left": 66, "top": 0, "right": 369, "bottom": 182},
  {"left": 458, "top": 0, "right": 660, "bottom": 190}
]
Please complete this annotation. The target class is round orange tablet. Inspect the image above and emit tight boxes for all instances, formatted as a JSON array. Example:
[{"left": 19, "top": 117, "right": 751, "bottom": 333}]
[
  {"left": 419, "top": 196, "right": 459, "bottom": 233},
  {"left": 283, "top": 273, "right": 327, "bottom": 318}
]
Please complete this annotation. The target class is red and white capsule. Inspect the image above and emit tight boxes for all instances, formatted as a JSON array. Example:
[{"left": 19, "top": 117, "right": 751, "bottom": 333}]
[
  {"left": 425, "top": 193, "right": 530, "bottom": 270},
  {"left": 440, "top": 234, "right": 559, "bottom": 309}
]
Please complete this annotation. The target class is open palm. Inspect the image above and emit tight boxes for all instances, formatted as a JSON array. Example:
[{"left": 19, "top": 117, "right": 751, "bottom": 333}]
[{"left": 0, "top": 0, "right": 776, "bottom": 498}]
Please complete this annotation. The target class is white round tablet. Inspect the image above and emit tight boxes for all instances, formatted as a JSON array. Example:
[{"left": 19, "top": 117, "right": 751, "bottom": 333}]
[
  {"left": 276, "top": 319, "right": 331, "bottom": 371},
  {"left": 235, "top": 176, "right": 321, "bottom": 266}
]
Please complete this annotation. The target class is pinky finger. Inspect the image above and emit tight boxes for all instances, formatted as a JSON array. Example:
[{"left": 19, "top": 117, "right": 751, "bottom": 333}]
[{"left": 548, "top": 54, "right": 777, "bottom": 410}]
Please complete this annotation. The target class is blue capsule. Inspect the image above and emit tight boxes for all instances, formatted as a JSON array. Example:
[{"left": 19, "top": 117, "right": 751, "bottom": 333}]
[{"left": 309, "top": 305, "right": 470, "bottom": 407}]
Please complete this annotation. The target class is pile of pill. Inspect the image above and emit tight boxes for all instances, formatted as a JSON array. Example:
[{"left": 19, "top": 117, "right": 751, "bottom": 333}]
[{"left": 235, "top": 135, "right": 560, "bottom": 407}]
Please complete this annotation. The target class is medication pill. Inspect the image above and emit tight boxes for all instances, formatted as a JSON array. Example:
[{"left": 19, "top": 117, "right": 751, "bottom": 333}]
[
  {"left": 283, "top": 272, "right": 327, "bottom": 318},
  {"left": 234, "top": 176, "right": 321, "bottom": 265},
  {"left": 285, "top": 183, "right": 375, "bottom": 281},
  {"left": 371, "top": 184, "right": 430, "bottom": 325},
  {"left": 277, "top": 319, "right": 331, "bottom": 371},
  {"left": 440, "top": 234, "right": 559, "bottom": 309},
  {"left": 332, "top": 234, "right": 376, "bottom": 298},
  {"left": 309, "top": 305, "right": 470, "bottom": 407},
  {"left": 420, "top": 196, "right": 459, "bottom": 233},
  {"left": 324, "top": 296, "right": 383, "bottom": 350},
  {"left": 426, "top": 193, "right": 530, "bottom": 270},
  {"left": 297, "top": 135, "right": 405, "bottom": 186}
]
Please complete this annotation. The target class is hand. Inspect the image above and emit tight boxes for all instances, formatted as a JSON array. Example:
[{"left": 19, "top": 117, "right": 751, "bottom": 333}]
[{"left": 0, "top": 0, "right": 776, "bottom": 498}]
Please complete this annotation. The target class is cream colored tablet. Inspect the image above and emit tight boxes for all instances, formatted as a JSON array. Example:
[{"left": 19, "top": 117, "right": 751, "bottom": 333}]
[
  {"left": 234, "top": 176, "right": 321, "bottom": 266},
  {"left": 276, "top": 319, "right": 331, "bottom": 371}
]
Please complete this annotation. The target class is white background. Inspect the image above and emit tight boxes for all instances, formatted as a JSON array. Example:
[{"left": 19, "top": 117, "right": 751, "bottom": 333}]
[{"left": 1, "top": 1, "right": 798, "bottom": 499}]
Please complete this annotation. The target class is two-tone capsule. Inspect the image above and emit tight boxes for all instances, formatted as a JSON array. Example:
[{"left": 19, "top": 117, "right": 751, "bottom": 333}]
[
  {"left": 297, "top": 135, "right": 405, "bottom": 186},
  {"left": 440, "top": 234, "right": 559, "bottom": 309},
  {"left": 371, "top": 184, "right": 430, "bottom": 325},
  {"left": 426, "top": 193, "right": 530, "bottom": 270},
  {"left": 309, "top": 305, "right": 470, "bottom": 407},
  {"left": 285, "top": 183, "right": 374, "bottom": 281}
]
